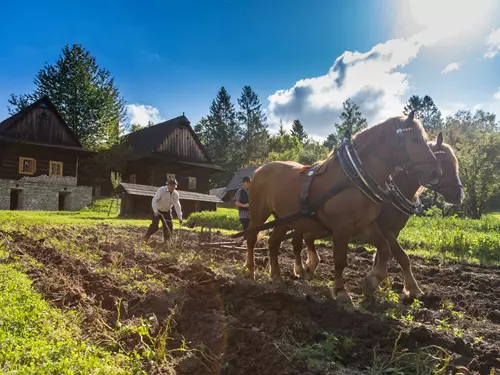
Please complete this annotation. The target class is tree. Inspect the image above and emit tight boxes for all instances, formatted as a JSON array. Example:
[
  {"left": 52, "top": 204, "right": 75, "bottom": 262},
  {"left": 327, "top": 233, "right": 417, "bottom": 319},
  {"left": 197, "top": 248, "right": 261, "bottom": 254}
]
[
  {"left": 444, "top": 110, "right": 500, "bottom": 218},
  {"left": 196, "top": 87, "right": 241, "bottom": 186},
  {"left": 291, "top": 119, "right": 308, "bottom": 143},
  {"left": 130, "top": 123, "right": 144, "bottom": 132},
  {"left": 246, "top": 133, "right": 302, "bottom": 166},
  {"left": 324, "top": 98, "right": 368, "bottom": 149},
  {"left": 403, "top": 95, "right": 443, "bottom": 134},
  {"left": 8, "top": 44, "right": 126, "bottom": 150},
  {"left": 278, "top": 118, "right": 286, "bottom": 136},
  {"left": 323, "top": 133, "right": 338, "bottom": 151},
  {"left": 237, "top": 85, "right": 269, "bottom": 163},
  {"left": 299, "top": 139, "right": 329, "bottom": 165}
]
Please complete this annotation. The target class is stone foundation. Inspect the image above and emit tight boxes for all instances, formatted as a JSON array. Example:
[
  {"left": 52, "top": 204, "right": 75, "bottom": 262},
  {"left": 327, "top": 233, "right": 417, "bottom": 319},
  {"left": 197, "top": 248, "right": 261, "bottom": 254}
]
[{"left": 0, "top": 179, "right": 92, "bottom": 211}]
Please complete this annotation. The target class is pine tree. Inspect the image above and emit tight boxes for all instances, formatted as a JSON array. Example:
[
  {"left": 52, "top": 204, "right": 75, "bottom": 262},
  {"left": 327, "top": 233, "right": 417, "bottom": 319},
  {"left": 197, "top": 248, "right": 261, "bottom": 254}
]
[
  {"left": 324, "top": 98, "right": 367, "bottom": 149},
  {"left": 8, "top": 44, "right": 126, "bottom": 150},
  {"left": 237, "top": 85, "right": 269, "bottom": 163},
  {"left": 197, "top": 87, "right": 241, "bottom": 185},
  {"left": 278, "top": 118, "right": 286, "bottom": 136},
  {"left": 291, "top": 119, "right": 308, "bottom": 143},
  {"left": 403, "top": 95, "right": 443, "bottom": 133}
]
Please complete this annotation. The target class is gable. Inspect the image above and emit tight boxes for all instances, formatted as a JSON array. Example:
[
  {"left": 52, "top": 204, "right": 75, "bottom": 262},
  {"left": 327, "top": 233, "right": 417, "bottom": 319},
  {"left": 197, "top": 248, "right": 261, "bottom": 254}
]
[
  {"left": 0, "top": 97, "right": 82, "bottom": 147},
  {"left": 155, "top": 125, "right": 210, "bottom": 163}
]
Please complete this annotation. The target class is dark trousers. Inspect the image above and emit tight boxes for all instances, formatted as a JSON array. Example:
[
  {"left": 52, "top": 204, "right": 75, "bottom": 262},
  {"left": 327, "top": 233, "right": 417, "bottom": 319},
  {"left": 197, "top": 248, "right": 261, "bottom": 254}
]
[
  {"left": 145, "top": 210, "right": 173, "bottom": 242},
  {"left": 240, "top": 218, "right": 250, "bottom": 231}
]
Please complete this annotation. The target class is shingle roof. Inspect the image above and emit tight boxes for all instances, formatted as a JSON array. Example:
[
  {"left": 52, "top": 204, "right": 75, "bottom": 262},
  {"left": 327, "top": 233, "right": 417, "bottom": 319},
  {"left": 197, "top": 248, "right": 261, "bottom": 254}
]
[
  {"left": 209, "top": 187, "right": 227, "bottom": 200},
  {"left": 226, "top": 165, "right": 260, "bottom": 191},
  {"left": 117, "top": 182, "right": 223, "bottom": 203}
]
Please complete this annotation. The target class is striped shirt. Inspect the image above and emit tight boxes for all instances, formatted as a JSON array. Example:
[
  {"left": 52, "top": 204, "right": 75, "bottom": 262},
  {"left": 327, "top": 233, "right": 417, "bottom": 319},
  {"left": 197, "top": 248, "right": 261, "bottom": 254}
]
[{"left": 234, "top": 188, "right": 250, "bottom": 219}]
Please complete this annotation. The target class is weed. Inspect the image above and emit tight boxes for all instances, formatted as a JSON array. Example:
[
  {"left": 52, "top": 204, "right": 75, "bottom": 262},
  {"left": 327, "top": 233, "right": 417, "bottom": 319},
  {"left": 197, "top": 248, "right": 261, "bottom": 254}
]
[{"left": 371, "top": 332, "right": 451, "bottom": 375}]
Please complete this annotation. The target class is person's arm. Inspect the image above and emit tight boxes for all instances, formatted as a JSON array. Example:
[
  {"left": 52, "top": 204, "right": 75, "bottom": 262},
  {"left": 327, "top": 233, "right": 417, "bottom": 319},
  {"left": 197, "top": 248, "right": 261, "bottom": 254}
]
[
  {"left": 172, "top": 191, "right": 183, "bottom": 222},
  {"left": 151, "top": 187, "right": 163, "bottom": 215},
  {"left": 234, "top": 189, "right": 249, "bottom": 208}
]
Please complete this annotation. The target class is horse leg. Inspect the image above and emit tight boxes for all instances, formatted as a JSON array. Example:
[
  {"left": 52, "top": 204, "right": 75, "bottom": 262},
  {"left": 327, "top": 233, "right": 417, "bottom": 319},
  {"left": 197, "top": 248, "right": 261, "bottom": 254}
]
[
  {"left": 386, "top": 231, "right": 423, "bottom": 298},
  {"left": 304, "top": 233, "right": 320, "bottom": 280},
  {"left": 292, "top": 231, "right": 306, "bottom": 279},
  {"left": 268, "top": 226, "right": 288, "bottom": 287},
  {"left": 362, "top": 226, "right": 390, "bottom": 297},
  {"left": 244, "top": 206, "right": 271, "bottom": 280},
  {"left": 331, "top": 234, "right": 353, "bottom": 306}
]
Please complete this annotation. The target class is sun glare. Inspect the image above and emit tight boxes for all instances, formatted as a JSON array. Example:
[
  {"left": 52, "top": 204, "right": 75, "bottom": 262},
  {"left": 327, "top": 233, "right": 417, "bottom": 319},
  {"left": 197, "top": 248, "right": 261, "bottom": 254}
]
[{"left": 407, "top": 0, "right": 493, "bottom": 41}]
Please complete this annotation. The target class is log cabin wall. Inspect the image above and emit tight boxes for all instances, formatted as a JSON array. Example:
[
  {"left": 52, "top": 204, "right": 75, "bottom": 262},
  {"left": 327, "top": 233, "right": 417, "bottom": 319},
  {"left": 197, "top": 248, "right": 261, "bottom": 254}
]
[
  {"left": 0, "top": 143, "right": 78, "bottom": 180},
  {"left": 122, "top": 161, "right": 211, "bottom": 194}
]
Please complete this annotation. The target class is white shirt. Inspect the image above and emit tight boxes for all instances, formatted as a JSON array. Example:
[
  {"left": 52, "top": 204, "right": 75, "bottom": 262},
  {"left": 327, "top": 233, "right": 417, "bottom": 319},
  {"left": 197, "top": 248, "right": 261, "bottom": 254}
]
[{"left": 151, "top": 186, "right": 183, "bottom": 220}]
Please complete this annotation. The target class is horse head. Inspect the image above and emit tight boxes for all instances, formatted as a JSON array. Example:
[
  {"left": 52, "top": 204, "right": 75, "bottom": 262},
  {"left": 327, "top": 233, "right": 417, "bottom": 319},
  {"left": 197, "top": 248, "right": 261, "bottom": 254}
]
[
  {"left": 390, "top": 110, "right": 442, "bottom": 186},
  {"left": 427, "top": 132, "right": 463, "bottom": 204}
]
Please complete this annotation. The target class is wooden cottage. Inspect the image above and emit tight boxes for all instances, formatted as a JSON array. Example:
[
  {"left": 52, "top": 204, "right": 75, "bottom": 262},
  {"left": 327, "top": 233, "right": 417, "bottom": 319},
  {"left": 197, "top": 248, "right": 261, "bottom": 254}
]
[
  {"left": 0, "top": 96, "right": 95, "bottom": 211},
  {"left": 114, "top": 115, "right": 223, "bottom": 217}
]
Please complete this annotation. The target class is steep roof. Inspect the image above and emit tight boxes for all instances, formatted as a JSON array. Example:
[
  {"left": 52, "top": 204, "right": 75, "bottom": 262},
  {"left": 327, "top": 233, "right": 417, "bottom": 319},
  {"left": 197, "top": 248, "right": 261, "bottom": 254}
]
[
  {"left": 120, "top": 115, "right": 213, "bottom": 163},
  {"left": 0, "top": 96, "right": 88, "bottom": 151},
  {"left": 226, "top": 165, "right": 260, "bottom": 191},
  {"left": 117, "top": 182, "right": 223, "bottom": 203}
]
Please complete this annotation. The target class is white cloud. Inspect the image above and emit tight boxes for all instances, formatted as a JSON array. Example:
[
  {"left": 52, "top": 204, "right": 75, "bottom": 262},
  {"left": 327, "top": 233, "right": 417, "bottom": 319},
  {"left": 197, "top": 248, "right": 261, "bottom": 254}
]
[
  {"left": 494, "top": 87, "right": 500, "bottom": 100},
  {"left": 485, "top": 28, "right": 500, "bottom": 58},
  {"left": 126, "top": 104, "right": 165, "bottom": 126},
  {"left": 266, "top": 0, "right": 495, "bottom": 140},
  {"left": 267, "top": 34, "right": 431, "bottom": 139},
  {"left": 441, "top": 63, "right": 460, "bottom": 74}
]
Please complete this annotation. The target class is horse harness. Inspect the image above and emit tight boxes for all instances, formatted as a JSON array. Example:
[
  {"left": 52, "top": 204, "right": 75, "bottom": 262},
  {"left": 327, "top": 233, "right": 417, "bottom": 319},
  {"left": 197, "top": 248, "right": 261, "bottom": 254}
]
[{"left": 231, "top": 125, "right": 427, "bottom": 239}]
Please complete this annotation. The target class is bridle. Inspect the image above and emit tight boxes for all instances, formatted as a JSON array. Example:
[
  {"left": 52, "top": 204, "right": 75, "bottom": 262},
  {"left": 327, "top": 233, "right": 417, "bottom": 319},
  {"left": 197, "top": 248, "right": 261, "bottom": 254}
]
[{"left": 424, "top": 150, "right": 463, "bottom": 194}]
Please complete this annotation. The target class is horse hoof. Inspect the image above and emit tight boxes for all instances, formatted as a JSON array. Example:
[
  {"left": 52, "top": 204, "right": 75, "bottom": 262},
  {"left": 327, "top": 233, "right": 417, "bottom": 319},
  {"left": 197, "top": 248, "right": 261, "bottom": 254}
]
[
  {"left": 244, "top": 268, "right": 255, "bottom": 280},
  {"left": 335, "top": 291, "right": 353, "bottom": 307},
  {"left": 404, "top": 286, "right": 423, "bottom": 299},
  {"left": 293, "top": 265, "right": 306, "bottom": 280}
]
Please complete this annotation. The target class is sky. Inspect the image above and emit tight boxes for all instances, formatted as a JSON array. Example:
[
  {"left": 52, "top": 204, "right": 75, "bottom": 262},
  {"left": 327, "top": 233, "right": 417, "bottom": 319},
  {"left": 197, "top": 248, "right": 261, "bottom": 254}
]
[{"left": 0, "top": 0, "right": 500, "bottom": 140}]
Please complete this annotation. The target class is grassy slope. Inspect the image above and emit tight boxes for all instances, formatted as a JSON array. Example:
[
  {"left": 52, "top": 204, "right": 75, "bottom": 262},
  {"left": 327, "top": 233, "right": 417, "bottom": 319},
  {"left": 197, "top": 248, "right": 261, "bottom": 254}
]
[{"left": 0, "top": 246, "right": 144, "bottom": 375}]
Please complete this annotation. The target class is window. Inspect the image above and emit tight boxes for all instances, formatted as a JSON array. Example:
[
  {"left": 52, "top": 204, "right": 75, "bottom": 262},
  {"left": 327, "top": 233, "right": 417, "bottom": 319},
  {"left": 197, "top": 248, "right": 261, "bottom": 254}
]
[
  {"left": 49, "top": 161, "right": 63, "bottom": 176},
  {"left": 188, "top": 176, "right": 197, "bottom": 190},
  {"left": 167, "top": 173, "right": 176, "bottom": 181},
  {"left": 129, "top": 174, "right": 136, "bottom": 184},
  {"left": 19, "top": 157, "right": 36, "bottom": 175}
]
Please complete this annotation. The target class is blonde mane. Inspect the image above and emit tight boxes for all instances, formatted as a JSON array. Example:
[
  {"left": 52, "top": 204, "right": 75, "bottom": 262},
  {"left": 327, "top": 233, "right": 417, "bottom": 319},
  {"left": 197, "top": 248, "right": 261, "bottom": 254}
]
[{"left": 352, "top": 115, "right": 428, "bottom": 154}]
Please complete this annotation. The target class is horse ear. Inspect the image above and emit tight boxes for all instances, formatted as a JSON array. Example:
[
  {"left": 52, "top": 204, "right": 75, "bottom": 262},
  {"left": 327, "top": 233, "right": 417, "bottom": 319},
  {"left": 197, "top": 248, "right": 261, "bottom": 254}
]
[
  {"left": 343, "top": 130, "right": 351, "bottom": 140},
  {"left": 407, "top": 110, "right": 415, "bottom": 123},
  {"left": 436, "top": 132, "right": 443, "bottom": 146}
]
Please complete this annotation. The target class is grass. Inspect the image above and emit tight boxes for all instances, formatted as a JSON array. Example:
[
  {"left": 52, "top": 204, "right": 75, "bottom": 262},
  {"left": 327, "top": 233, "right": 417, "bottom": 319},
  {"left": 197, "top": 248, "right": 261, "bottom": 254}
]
[
  {"left": 190, "top": 206, "right": 500, "bottom": 264},
  {"left": 0, "top": 247, "right": 144, "bottom": 375},
  {"left": 2, "top": 196, "right": 500, "bottom": 264}
]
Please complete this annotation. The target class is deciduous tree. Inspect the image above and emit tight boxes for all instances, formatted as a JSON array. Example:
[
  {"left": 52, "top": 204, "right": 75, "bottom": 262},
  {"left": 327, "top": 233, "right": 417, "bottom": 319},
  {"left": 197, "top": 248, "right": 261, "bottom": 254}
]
[{"left": 8, "top": 44, "right": 126, "bottom": 150}]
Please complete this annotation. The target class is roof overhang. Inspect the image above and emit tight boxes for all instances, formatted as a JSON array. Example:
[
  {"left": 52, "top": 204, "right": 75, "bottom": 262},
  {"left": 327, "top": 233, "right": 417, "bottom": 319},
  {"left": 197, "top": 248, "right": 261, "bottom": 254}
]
[
  {"left": 116, "top": 182, "right": 223, "bottom": 203},
  {"left": 0, "top": 136, "right": 96, "bottom": 155}
]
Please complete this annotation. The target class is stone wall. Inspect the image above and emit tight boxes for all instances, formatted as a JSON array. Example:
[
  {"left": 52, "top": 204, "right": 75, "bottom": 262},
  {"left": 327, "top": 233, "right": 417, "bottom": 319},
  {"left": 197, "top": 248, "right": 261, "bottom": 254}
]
[{"left": 0, "top": 179, "right": 92, "bottom": 211}]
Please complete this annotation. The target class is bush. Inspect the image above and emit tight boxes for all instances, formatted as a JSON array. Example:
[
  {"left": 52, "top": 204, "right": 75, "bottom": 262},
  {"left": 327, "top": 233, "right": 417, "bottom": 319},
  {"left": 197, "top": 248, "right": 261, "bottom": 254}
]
[{"left": 187, "top": 208, "right": 241, "bottom": 230}]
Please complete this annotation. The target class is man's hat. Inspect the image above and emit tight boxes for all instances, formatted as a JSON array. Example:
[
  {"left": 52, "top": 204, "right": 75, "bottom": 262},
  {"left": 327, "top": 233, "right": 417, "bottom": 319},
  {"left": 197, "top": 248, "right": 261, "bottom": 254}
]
[
  {"left": 167, "top": 178, "right": 178, "bottom": 186},
  {"left": 241, "top": 176, "right": 251, "bottom": 183}
]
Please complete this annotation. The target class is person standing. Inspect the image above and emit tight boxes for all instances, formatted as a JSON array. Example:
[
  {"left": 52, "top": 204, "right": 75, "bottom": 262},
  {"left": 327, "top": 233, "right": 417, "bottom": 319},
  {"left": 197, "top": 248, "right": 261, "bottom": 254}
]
[
  {"left": 234, "top": 176, "right": 251, "bottom": 230},
  {"left": 143, "top": 178, "right": 183, "bottom": 243}
]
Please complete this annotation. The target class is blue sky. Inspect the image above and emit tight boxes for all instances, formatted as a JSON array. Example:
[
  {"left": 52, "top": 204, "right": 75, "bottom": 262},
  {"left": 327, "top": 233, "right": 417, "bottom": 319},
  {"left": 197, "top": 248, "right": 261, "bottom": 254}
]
[{"left": 1, "top": 0, "right": 500, "bottom": 139}]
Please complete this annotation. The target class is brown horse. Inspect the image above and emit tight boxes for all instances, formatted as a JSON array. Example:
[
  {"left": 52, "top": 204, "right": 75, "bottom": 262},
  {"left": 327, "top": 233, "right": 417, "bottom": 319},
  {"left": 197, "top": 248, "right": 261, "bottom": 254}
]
[
  {"left": 244, "top": 112, "right": 441, "bottom": 304},
  {"left": 291, "top": 132, "right": 462, "bottom": 299}
]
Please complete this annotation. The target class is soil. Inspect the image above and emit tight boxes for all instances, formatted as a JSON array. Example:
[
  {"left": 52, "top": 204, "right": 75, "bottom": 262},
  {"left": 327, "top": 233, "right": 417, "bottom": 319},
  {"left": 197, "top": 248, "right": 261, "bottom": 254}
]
[{"left": 1, "top": 225, "right": 499, "bottom": 375}]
